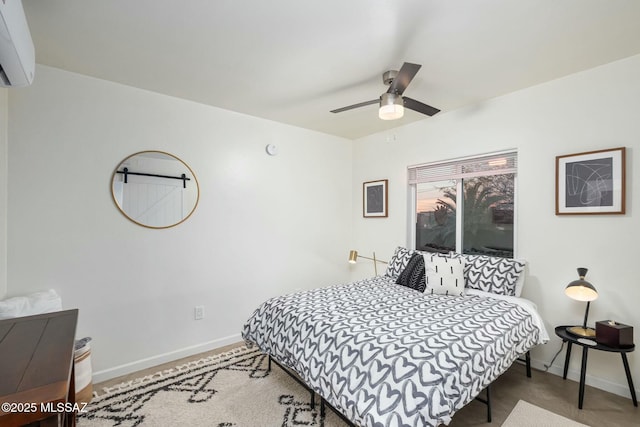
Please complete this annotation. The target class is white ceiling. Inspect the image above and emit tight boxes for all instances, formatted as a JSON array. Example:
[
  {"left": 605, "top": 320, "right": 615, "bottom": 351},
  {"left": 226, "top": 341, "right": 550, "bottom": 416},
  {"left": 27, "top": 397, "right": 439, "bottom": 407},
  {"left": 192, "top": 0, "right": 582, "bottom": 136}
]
[{"left": 21, "top": 0, "right": 640, "bottom": 140}]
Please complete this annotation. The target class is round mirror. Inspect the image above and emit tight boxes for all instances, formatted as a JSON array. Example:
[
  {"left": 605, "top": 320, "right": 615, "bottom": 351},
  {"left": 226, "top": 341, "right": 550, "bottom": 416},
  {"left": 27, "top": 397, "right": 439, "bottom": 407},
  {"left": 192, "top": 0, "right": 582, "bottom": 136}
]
[{"left": 111, "top": 151, "right": 200, "bottom": 229}]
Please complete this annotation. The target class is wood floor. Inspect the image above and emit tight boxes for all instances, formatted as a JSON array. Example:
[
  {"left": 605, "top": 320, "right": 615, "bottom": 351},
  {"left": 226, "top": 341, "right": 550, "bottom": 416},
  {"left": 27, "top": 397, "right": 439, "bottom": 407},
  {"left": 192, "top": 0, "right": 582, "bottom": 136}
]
[
  {"left": 94, "top": 343, "right": 638, "bottom": 426},
  {"left": 449, "top": 360, "right": 638, "bottom": 426}
]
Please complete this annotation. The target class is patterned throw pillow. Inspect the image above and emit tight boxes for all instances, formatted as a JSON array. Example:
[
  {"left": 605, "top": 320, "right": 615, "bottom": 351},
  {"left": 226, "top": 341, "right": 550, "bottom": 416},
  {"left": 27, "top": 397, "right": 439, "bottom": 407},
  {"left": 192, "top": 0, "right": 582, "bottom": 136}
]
[
  {"left": 423, "top": 254, "right": 465, "bottom": 296},
  {"left": 449, "top": 253, "right": 525, "bottom": 296},
  {"left": 395, "top": 253, "right": 426, "bottom": 292},
  {"left": 385, "top": 247, "right": 415, "bottom": 278}
]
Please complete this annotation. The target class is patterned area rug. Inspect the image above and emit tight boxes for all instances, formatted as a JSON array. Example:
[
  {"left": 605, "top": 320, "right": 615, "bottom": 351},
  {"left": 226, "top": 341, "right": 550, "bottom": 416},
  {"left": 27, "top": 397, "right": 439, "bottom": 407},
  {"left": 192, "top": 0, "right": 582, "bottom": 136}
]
[
  {"left": 78, "top": 345, "right": 345, "bottom": 427},
  {"left": 501, "top": 400, "right": 590, "bottom": 427}
]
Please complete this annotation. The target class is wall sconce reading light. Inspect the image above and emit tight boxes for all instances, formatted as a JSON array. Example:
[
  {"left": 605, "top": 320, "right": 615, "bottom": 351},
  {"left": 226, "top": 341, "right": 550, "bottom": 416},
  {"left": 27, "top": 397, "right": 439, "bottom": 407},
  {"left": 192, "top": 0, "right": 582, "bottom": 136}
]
[{"left": 348, "top": 250, "right": 388, "bottom": 276}]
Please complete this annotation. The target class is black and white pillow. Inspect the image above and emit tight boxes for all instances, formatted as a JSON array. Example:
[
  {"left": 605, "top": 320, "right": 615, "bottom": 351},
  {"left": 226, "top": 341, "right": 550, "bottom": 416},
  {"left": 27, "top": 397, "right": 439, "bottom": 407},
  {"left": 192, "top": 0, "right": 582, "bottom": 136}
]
[
  {"left": 449, "top": 253, "right": 525, "bottom": 296},
  {"left": 423, "top": 254, "right": 465, "bottom": 296},
  {"left": 385, "top": 247, "right": 415, "bottom": 279},
  {"left": 395, "top": 253, "right": 426, "bottom": 292}
]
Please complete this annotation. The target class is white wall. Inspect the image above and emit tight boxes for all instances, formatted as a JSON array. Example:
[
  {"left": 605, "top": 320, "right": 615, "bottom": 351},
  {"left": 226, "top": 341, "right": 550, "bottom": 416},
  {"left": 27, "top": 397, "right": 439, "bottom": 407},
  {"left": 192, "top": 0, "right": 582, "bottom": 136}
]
[
  {"left": 7, "top": 65, "right": 353, "bottom": 381},
  {"left": 0, "top": 88, "right": 7, "bottom": 299},
  {"left": 6, "top": 55, "right": 639, "bottom": 400},
  {"left": 352, "top": 54, "right": 640, "bottom": 399}
]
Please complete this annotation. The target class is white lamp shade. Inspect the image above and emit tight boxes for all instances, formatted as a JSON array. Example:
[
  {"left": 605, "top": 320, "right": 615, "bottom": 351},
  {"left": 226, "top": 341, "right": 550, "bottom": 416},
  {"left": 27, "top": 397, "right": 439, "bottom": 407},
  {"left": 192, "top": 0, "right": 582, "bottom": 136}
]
[
  {"left": 379, "top": 93, "right": 404, "bottom": 120},
  {"left": 565, "top": 283, "right": 598, "bottom": 302},
  {"left": 565, "top": 268, "right": 598, "bottom": 302}
]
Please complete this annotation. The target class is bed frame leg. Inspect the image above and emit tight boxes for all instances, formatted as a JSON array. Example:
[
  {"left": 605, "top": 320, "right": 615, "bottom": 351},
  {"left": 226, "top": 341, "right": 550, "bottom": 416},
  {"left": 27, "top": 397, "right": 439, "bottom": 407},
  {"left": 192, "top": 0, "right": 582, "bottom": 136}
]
[
  {"left": 320, "top": 397, "right": 357, "bottom": 427},
  {"left": 526, "top": 351, "right": 531, "bottom": 378},
  {"left": 486, "top": 384, "right": 492, "bottom": 422},
  {"left": 475, "top": 383, "right": 492, "bottom": 423},
  {"left": 267, "top": 356, "right": 320, "bottom": 412}
]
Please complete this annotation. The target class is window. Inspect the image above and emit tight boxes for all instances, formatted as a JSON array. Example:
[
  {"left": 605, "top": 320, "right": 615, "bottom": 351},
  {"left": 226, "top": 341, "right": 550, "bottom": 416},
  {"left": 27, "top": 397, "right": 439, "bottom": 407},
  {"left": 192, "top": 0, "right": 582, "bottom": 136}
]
[{"left": 408, "top": 151, "right": 517, "bottom": 258}]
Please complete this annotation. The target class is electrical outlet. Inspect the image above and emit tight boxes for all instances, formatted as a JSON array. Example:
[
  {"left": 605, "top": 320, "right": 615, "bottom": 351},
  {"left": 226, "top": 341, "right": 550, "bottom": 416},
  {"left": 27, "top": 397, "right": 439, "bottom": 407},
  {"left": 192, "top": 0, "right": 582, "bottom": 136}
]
[{"left": 194, "top": 305, "right": 205, "bottom": 320}]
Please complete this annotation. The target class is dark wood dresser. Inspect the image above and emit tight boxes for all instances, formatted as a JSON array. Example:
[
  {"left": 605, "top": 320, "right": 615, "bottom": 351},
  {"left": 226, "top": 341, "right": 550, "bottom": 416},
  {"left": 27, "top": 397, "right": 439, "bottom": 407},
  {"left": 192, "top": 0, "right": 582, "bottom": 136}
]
[{"left": 0, "top": 309, "right": 78, "bottom": 427}]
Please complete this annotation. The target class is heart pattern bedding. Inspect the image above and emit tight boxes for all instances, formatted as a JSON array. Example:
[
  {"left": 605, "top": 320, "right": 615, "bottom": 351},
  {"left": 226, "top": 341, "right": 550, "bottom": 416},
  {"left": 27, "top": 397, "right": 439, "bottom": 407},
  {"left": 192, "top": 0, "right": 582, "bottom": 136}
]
[{"left": 242, "top": 275, "right": 544, "bottom": 427}]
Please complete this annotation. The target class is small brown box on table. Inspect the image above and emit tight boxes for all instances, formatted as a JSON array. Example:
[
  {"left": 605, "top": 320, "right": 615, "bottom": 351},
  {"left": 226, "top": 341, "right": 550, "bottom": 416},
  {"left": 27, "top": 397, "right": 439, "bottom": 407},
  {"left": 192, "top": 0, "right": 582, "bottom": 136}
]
[{"left": 595, "top": 320, "right": 634, "bottom": 348}]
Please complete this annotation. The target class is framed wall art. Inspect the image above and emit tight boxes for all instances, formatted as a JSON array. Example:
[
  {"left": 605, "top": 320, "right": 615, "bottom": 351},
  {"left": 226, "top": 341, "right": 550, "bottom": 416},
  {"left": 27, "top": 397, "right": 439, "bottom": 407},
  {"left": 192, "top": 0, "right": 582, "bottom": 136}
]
[
  {"left": 363, "top": 179, "right": 388, "bottom": 217},
  {"left": 555, "top": 147, "right": 625, "bottom": 215}
]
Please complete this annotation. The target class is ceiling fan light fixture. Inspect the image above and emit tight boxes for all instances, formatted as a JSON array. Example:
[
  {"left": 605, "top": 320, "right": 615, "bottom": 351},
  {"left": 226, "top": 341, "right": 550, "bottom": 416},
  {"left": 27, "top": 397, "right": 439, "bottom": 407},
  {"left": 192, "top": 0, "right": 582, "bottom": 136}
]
[{"left": 379, "top": 93, "right": 404, "bottom": 120}]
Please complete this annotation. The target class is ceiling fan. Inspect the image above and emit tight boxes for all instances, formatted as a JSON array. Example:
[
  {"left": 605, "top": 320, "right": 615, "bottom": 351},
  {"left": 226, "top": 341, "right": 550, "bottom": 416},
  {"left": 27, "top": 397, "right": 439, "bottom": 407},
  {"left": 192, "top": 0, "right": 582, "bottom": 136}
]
[{"left": 330, "top": 62, "right": 440, "bottom": 120}]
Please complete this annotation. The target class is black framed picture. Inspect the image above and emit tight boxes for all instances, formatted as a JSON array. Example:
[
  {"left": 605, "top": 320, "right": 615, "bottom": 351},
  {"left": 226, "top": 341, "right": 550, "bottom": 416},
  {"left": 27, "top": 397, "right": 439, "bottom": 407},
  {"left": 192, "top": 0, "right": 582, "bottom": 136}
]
[
  {"left": 555, "top": 147, "right": 625, "bottom": 215},
  {"left": 363, "top": 179, "right": 388, "bottom": 218}
]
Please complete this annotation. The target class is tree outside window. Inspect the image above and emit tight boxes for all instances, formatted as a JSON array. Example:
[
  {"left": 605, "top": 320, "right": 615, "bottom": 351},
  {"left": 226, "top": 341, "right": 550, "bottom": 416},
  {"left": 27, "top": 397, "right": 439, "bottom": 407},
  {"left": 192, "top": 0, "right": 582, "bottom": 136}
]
[{"left": 415, "top": 173, "right": 515, "bottom": 258}]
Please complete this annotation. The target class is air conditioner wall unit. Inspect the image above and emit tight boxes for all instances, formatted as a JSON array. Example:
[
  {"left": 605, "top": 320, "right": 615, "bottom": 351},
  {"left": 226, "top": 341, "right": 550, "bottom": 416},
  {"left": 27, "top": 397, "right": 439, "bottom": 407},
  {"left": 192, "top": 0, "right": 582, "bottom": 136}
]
[{"left": 0, "top": 0, "right": 35, "bottom": 87}]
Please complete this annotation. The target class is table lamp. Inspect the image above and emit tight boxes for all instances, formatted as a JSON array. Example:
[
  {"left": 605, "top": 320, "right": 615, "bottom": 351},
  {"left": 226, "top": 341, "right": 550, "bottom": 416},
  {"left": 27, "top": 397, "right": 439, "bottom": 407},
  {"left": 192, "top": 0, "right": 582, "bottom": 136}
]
[
  {"left": 348, "top": 250, "right": 388, "bottom": 276},
  {"left": 565, "top": 267, "right": 598, "bottom": 337}
]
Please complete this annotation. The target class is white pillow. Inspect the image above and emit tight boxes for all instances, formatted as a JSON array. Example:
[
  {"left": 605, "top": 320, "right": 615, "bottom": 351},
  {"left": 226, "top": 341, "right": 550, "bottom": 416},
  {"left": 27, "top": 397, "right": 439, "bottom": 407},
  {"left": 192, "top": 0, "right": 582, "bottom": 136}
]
[{"left": 423, "top": 255, "right": 465, "bottom": 297}]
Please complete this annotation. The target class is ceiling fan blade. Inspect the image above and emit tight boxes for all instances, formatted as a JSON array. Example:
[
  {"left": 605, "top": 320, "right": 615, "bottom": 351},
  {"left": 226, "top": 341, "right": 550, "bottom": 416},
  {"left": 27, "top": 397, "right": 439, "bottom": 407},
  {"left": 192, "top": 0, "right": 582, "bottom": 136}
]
[
  {"left": 403, "top": 96, "right": 441, "bottom": 116},
  {"left": 387, "top": 62, "right": 421, "bottom": 95},
  {"left": 330, "top": 99, "right": 379, "bottom": 113}
]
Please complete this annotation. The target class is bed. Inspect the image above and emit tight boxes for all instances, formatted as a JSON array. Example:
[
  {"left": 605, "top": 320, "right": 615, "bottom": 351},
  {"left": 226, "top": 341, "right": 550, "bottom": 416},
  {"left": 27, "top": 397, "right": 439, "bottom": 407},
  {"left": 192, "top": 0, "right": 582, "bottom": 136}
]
[{"left": 242, "top": 248, "right": 549, "bottom": 427}]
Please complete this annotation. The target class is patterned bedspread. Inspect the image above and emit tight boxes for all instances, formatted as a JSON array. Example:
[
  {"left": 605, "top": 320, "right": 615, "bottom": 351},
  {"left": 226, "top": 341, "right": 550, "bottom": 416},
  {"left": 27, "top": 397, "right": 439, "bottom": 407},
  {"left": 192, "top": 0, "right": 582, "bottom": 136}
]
[{"left": 242, "top": 276, "right": 545, "bottom": 427}]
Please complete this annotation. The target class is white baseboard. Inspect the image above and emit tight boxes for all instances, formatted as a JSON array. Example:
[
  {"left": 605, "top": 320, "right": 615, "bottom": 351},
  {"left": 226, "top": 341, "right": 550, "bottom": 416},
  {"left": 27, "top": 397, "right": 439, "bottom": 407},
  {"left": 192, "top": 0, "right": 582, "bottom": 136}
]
[
  {"left": 530, "top": 356, "right": 638, "bottom": 402},
  {"left": 91, "top": 333, "right": 242, "bottom": 384}
]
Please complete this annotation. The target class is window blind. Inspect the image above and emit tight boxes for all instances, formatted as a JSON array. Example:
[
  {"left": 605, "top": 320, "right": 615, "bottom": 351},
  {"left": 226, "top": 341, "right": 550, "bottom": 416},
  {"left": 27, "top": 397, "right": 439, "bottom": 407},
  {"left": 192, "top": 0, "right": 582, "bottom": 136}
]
[{"left": 407, "top": 151, "right": 517, "bottom": 184}]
